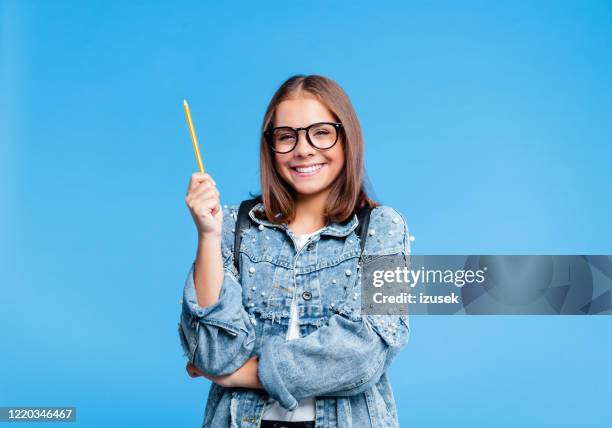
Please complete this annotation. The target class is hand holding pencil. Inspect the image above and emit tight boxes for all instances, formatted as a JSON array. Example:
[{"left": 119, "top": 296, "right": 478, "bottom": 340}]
[{"left": 183, "top": 100, "right": 222, "bottom": 238}]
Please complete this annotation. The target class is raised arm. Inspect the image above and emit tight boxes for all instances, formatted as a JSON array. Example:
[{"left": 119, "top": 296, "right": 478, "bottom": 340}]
[{"left": 178, "top": 173, "right": 255, "bottom": 376}]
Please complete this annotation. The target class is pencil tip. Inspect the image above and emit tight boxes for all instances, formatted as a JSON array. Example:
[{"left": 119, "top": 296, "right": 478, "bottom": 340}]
[{"left": 184, "top": 99, "right": 188, "bottom": 106}]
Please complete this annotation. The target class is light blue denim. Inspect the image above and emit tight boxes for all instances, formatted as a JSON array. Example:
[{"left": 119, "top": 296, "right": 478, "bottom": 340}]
[{"left": 178, "top": 201, "right": 411, "bottom": 427}]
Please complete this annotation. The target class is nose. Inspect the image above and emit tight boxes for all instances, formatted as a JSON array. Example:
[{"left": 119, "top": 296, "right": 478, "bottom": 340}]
[{"left": 294, "top": 129, "right": 315, "bottom": 157}]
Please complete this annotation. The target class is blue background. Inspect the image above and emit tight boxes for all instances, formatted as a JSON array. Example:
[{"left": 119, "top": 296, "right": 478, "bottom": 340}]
[{"left": 1, "top": 1, "right": 611, "bottom": 426}]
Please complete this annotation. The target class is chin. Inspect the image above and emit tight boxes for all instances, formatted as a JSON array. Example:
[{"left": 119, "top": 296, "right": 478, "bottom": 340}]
[{"left": 293, "top": 184, "right": 326, "bottom": 195}]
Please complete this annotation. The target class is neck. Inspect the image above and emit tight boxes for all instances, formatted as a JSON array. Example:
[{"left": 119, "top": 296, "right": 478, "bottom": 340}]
[{"left": 290, "top": 191, "right": 329, "bottom": 234}]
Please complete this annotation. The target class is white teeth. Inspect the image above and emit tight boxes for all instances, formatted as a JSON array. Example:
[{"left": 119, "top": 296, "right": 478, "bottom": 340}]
[{"left": 294, "top": 164, "right": 323, "bottom": 173}]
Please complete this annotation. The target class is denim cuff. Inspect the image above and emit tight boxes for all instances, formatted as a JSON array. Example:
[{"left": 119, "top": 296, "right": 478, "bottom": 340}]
[
  {"left": 183, "top": 262, "right": 243, "bottom": 325},
  {"left": 257, "top": 337, "right": 299, "bottom": 411},
  {"left": 180, "top": 262, "right": 256, "bottom": 375}
]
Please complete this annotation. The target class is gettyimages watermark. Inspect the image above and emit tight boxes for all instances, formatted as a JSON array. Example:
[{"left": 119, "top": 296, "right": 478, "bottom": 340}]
[{"left": 360, "top": 255, "right": 612, "bottom": 315}]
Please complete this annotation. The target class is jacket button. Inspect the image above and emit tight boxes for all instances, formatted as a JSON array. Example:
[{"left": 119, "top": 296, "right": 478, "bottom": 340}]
[
  {"left": 307, "top": 243, "right": 315, "bottom": 251},
  {"left": 302, "top": 291, "right": 312, "bottom": 300}
]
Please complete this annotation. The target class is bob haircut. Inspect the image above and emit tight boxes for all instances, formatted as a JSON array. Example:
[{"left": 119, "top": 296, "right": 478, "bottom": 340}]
[{"left": 258, "top": 74, "right": 378, "bottom": 225}]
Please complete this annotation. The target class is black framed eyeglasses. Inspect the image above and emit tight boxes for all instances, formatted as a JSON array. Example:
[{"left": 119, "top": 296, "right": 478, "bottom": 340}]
[{"left": 264, "top": 122, "right": 343, "bottom": 154}]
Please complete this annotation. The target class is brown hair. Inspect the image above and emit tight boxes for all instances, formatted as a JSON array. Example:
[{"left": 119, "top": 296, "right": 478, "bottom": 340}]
[{"left": 258, "top": 74, "right": 379, "bottom": 225}]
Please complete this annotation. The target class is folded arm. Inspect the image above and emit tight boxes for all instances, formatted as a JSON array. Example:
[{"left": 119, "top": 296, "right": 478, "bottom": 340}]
[
  {"left": 257, "top": 311, "right": 409, "bottom": 410},
  {"left": 257, "top": 206, "right": 412, "bottom": 410}
]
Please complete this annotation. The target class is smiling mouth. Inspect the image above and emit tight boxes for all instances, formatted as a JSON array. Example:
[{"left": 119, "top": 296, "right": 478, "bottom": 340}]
[
  {"left": 291, "top": 163, "right": 325, "bottom": 177},
  {"left": 292, "top": 163, "right": 325, "bottom": 174}
]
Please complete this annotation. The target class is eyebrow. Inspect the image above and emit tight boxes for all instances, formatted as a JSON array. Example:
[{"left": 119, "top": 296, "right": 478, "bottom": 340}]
[{"left": 272, "top": 121, "right": 336, "bottom": 128}]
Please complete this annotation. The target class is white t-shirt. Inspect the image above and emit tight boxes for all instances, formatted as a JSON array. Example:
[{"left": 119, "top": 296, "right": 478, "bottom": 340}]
[{"left": 261, "top": 229, "right": 322, "bottom": 422}]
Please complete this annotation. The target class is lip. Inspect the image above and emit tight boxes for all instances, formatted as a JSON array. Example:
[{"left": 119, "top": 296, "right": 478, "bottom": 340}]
[{"left": 290, "top": 162, "right": 326, "bottom": 177}]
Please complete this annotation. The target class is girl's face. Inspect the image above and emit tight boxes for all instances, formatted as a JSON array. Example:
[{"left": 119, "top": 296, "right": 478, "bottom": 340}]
[{"left": 273, "top": 96, "right": 345, "bottom": 199}]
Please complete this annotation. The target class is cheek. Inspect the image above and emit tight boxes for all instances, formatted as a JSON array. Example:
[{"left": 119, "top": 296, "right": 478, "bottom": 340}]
[
  {"left": 323, "top": 146, "right": 345, "bottom": 183},
  {"left": 329, "top": 145, "right": 345, "bottom": 170},
  {"left": 273, "top": 155, "right": 285, "bottom": 170},
  {"left": 274, "top": 155, "right": 292, "bottom": 180}
]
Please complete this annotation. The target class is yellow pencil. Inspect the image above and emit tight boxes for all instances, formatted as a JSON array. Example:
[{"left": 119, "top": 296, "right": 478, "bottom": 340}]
[{"left": 183, "top": 99, "right": 205, "bottom": 173}]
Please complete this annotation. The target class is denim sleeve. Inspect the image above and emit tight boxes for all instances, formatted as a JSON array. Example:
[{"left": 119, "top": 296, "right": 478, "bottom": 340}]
[
  {"left": 258, "top": 311, "right": 410, "bottom": 409},
  {"left": 178, "top": 205, "right": 256, "bottom": 376},
  {"left": 257, "top": 206, "right": 411, "bottom": 410}
]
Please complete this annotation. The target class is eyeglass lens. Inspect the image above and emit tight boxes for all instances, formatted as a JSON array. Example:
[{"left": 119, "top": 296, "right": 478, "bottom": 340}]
[{"left": 271, "top": 123, "right": 338, "bottom": 153}]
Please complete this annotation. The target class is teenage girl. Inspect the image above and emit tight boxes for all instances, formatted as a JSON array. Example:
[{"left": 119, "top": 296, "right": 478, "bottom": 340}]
[{"left": 180, "top": 74, "right": 411, "bottom": 428}]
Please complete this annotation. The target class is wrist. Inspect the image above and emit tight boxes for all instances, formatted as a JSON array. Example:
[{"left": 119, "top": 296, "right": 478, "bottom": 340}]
[{"left": 198, "top": 232, "right": 222, "bottom": 245}]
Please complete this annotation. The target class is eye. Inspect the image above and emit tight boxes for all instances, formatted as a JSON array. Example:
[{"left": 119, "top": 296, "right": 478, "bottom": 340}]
[{"left": 273, "top": 129, "right": 296, "bottom": 142}]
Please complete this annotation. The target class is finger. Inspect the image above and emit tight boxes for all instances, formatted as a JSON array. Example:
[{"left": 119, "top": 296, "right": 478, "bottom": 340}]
[
  {"left": 192, "top": 197, "right": 221, "bottom": 218},
  {"left": 186, "top": 363, "right": 196, "bottom": 376},
  {"left": 190, "top": 172, "right": 214, "bottom": 184},
  {"left": 187, "top": 183, "right": 219, "bottom": 203},
  {"left": 187, "top": 172, "right": 216, "bottom": 194},
  {"left": 186, "top": 188, "right": 219, "bottom": 210},
  {"left": 185, "top": 183, "right": 219, "bottom": 206},
  {"left": 187, "top": 176, "right": 214, "bottom": 196},
  {"left": 187, "top": 181, "right": 217, "bottom": 203},
  {"left": 186, "top": 364, "right": 202, "bottom": 378}
]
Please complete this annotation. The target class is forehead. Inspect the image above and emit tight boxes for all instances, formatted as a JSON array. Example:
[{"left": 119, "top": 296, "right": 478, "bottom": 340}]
[{"left": 274, "top": 96, "right": 336, "bottom": 127}]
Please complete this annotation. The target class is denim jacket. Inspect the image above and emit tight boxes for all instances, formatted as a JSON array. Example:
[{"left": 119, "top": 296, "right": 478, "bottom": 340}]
[{"left": 178, "top": 201, "right": 411, "bottom": 428}]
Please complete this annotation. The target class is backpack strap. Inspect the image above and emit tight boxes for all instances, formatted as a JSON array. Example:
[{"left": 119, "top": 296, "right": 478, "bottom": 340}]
[
  {"left": 233, "top": 196, "right": 262, "bottom": 273},
  {"left": 354, "top": 204, "right": 373, "bottom": 255}
]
